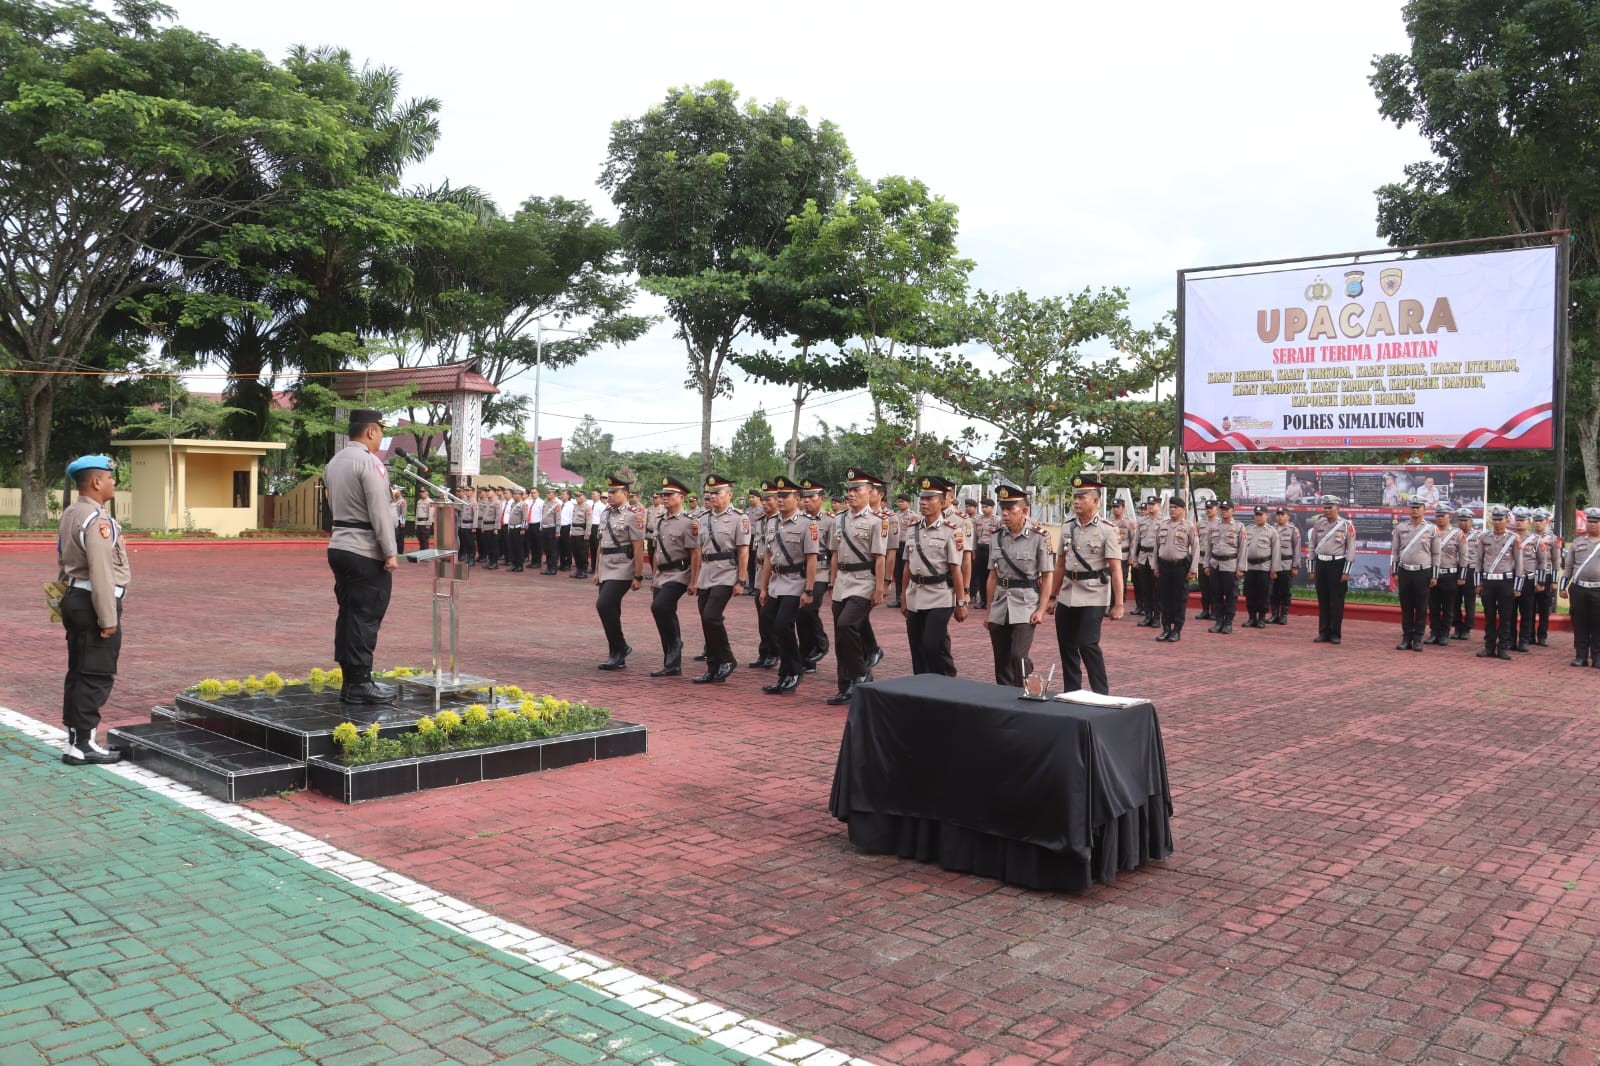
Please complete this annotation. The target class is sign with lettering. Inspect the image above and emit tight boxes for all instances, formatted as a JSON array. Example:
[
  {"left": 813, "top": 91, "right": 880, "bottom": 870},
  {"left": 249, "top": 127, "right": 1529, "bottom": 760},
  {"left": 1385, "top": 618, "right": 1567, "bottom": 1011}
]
[{"left": 1181, "top": 246, "right": 1558, "bottom": 451}]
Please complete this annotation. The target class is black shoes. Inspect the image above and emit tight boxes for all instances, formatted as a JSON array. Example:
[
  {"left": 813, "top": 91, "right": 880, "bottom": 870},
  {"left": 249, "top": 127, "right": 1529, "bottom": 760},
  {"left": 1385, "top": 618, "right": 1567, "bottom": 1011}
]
[
  {"left": 340, "top": 680, "right": 397, "bottom": 705},
  {"left": 692, "top": 653, "right": 709, "bottom": 662},
  {"left": 62, "top": 728, "right": 121, "bottom": 765},
  {"left": 597, "top": 645, "right": 633, "bottom": 671},
  {"left": 761, "top": 675, "right": 800, "bottom": 695},
  {"left": 747, "top": 656, "right": 778, "bottom": 669},
  {"left": 650, "top": 666, "right": 681, "bottom": 678},
  {"left": 1573, "top": 659, "right": 1590, "bottom": 668},
  {"left": 691, "top": 661, "right": 736, "bottom": 683},
  {"left": 866, "top": 648, "right": 884, "bottom": 669},
  {"left": 1513, "top": 643, "right": 1530, "bottom": 653},
  {"left": 826, "top": 690, "right": 853, "bottom": 706}
]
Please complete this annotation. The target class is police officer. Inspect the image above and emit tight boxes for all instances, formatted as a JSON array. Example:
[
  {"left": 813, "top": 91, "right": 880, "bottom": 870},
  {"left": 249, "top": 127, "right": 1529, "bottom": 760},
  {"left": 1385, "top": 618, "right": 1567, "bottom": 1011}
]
[
  {"left": 758, "top": 475, "right": 817, "bottom": 693},
  {"left": 1269, "top": 507, "right": 1301, "bottom": 625},
  {"left": 1533, "top": 509, "right": 1560, "bottom": 646},
  {"left": 570, "top": 489, "right": 592, "bottom": 579},
  {"left": 967, "top": 498, "right": 992, "bottom": 610},
  {"left": 1049, "top": 475, "right": 1122, "bottom": 692},
  {"left": 1560, "top": 507, "right": 1600, "bottom": 667},
  {"left": 743, "top": 489, "right": 765, "bottom": 593},
  {"left": 798, "top": 477, "right": 832, "bottom": 670},
  {"left": 1512, "top": 507, "right": 1546, "bottom": 652},
  {"left": 525, "top": 489, "right": 543, "bottom": 571},
  {"left": 456, "top": 486, "right": 477, "bottom": 566},
  {"left": 986, "top": 479, "right": 1055, "bottom": 687},
  {"left": 1474, "top": 505, "right": 1521, "bottom": 660},
  {"left": 56, "top": 455, "right": 128, "bottom": 764},
  {"left": 539, "top": 488, "right": 560, "bottom": 574},
  {"left": 1203, "top": 500, "right": 1245, "bottom": 634},
  {"left": 826, "top": 468, "right": 889, "bottom": 705},
  {"left": 693, "top": 474, "right": 751, "bottom": 683},
  {"left": 594, "top": 474, "right": 646, "bottom": 669},
  {"left": 1391, "top": 498, "right": 1439, "bottom": 651},
  {"left": 324, "top": 409, "right": 400, "bottom": 704},
  {"left": 901, "top": 476, "right": 966, "bottom": 674},
  {"left": 392, "top": 487, "right": 408, "bottom": 553},
  {"left": 748, "top": 481, "right": 781, "bottom": 667},
  {"left": 476, "top": 486, "right": 500, "bottom": 569},
  {"left": 1241, "top": 505, "right": 1279, "bottom": 628},
  {"left": 1309, "top": 495, "right": 1355, "bottom": 644},
  {"left": 558, "top": 489, "right": 576, "bottom": 570},
  {"left": 1196, "top": 499, "right": 1220, "bottom": 621},
  {"left": 414, "top": 488, "right": 434, "bottom": 552},
  {"left": 642, "top": 477, "right": 699, "bottom": 677},
  {"left": 1453, "top": 509, "right": 1480, "bottom": 640},
  {"left": 1134, "top": 497, "right": 1161, "bottom": 626},
  {"left": 865, "top": 475, "right": 899, "bottom": 672},
  {"left": 1155, "top": 496, "right": 1199, "bottom": 642},
  {"left": 1428, "top": 504, "right": 1465, "bottom": 646},
  {"left": 891, "top": 493, "right": 916, "bottom": 607},
  {"left": 1107, "top": 497, "right": 1135, "bottom": 619}
]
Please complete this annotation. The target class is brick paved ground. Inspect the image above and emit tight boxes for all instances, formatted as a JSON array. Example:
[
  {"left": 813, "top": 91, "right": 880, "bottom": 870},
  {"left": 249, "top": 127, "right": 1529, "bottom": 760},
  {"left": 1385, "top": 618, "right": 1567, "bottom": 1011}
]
[{"left": 2, "top": 542, "right": 1598, "bottom": 1064}]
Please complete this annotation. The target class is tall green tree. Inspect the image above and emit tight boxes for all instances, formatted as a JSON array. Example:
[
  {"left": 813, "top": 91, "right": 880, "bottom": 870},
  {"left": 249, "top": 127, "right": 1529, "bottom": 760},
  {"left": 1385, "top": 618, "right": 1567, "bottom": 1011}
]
[
  {"left": 0, "top": 0, "right": 370, "bottom": 524},
  {"left": 1371, "top": 0, "right": 1600, "bottom": 507},
  {"left": 563, "top": 414, "right": 616, "bottom": 482},
  {"left": 600, "top": 81, "right": 852, "bottom": 482},
  {"left": 727, "top": 409, "right": 780, "bottom": 485}
]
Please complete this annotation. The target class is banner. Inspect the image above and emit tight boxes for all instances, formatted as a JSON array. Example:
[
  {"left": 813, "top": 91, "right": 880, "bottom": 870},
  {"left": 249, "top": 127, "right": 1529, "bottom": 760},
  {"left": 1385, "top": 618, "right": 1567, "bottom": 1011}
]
[{"left": 1182, "top": 246, "right": 1558, "bottom": 451}]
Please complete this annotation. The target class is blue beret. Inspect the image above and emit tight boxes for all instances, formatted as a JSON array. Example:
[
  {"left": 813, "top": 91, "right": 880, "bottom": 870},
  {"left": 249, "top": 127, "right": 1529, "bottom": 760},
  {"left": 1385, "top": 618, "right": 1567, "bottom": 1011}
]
[{"left": 66, "top": 455, "right": 114, "bottom": 478}]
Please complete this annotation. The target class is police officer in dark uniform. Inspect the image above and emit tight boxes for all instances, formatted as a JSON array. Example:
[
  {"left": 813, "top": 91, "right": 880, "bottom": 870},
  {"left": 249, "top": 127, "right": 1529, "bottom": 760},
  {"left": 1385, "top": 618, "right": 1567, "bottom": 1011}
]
[
  {"left": 324, "top": 409, "right": 400, "bottom": 704},
  {"left": 56, "top": 455, "right": 129, "bottom": 764}
]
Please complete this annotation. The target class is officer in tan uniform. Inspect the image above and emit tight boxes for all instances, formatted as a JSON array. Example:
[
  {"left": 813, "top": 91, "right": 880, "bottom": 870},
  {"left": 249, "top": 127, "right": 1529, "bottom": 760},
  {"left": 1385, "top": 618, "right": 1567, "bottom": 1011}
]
[
  {"left": 1270, "top": 507, "right": 1301, "bottom": 625},
  {"left": 693, "top": 474, "right": 751, "bottom": 683},
  {"left": 539, "top": 488, "right": 560, "bottom": 574},
  {"left": 1107, "top": 497, "right": 1135, "bottom": 620},
  {"left": 986, "top": 479, "right": 1055, "bottom": 687},
  {"left": 457, "top": 486, "right": 478, "bottom": 566},
  {"left": 414, "top": 489, "right": 434, "bottom": 551},
  {"left": 1309, "top": 495, "right": 1355, "bottom": 644},
  {"left": 56, "top": 455, "right": 129, "bottom": 765},
  {"left": 758, "top": 476, "right": 818, "bottom": 693},
  {"left": 1391, "top": 497, "right": 1440, "bottom": 651},
  {"left": 1560, "top": 506, "right": 1600, "bottom": 667},
  {"left": 1049, "top": 475, "right": 1122, "bottom": 693},
  {"left": 798, "top": 477, "right": 832, "bottom": 670},
  {"left": 569, "top": 490, "right": 592, "bottom": 579},
  {"left": 324, "top": 409, "right": 400, "bottom": 703},
  {"left": 826, "top": 468, "right": 889, "bottom": 705},
  {"left": 1196, "top": 499, "right": 1220, "bottom": 621},
  {"left": 903, "top": 475, "right": 968, "bottom": 675},
  {"left": 1428, "top": 504, "right": 1465, "bottom": 646},
  {"left": 1203, "top": 500, "right": 1246, "bottom": 634},
  {"left": 1474, "top": 505, "right": 1522, "bottom": 660},
  {"left": 1241, "top": 505, "right": 1279, "bottom": 629},
  {"left": 646, "top": 477, "right": 699, "bottom": 677},
  {"left": 1512, "top": 507, "right": 1546, "bottom": 652},
  {"left": 1454, "top": 509, "right": 1480, "bottom": 639},
  {"left": 1155, "top": 496, "right": 1199, "bottom": 642},
  {"left": 864, "top": 476, "right": 899, "bottom": 671},
  {"left": 1534, "top": 509, "right": 1560, "bottom": 646},
  {"left": 476, "top": 487, "right": 501, "bottom": 569},
  {"left": 1134, "top": 497, "right": 1161, "bottom": 626},
  {"left": 748, "top": 481, "right": 781, "bottom": 668},
  {"left": 594, "top": 474, "right": 646, "bottom": 670}
]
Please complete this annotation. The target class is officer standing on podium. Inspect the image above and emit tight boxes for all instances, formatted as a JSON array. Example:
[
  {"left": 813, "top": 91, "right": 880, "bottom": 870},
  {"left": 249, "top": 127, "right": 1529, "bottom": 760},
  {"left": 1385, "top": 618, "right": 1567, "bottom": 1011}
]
[
  {"left": 56, "top": 455, "right": 129, "bottom": 765},
  {"left": 324, "top": 409, "right": 400, "bottom": 704}
]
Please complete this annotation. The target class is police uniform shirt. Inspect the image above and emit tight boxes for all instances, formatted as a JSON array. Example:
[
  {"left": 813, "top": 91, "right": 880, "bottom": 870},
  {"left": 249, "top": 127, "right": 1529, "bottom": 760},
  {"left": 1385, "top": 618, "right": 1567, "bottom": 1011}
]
[
  {"left": 1540, "top": 530, "right": 1561, "bottom": 580},
  {"left": 876, "top": 507, "right": 902, "bottom": 555},
  {"left": 653, "top": 510, "right": 697, "bottom": 588},
  {"left": 58, "top": 496, "right": 132, "bottom": 629},
  {"left": 831, "top": 507, "right": 888, "bottom": 601},
  {"left": 943, "top": 504, "right": 976, "bottom": 552},
  {"left": 1517, "top": 531, "right": 1547, "bottom": 581},
  {"left": 698, "top": 506, "right": 752, "bottom": 587},
  {"left": 1243, "top": 523, "right": 1280, "bottom": 571},
  {"left": 598, "top": 504, "right": 645, "bottom": 580},
  {"left": 766, "top": 512, "right": 819, "bottom": 596},
  {"left": 476, "top": 495, "right": 500, "bottom": 529},
  {"left": 459, "top": 496, "right": 477, "bottom": 529},
  {"left": 415, "top": 497, "right": 433, "bottom": 527},
  {"left": 1275, "top": 520, "right": 1302, "bottom": 567},
  {"left": 1058, "top": 515, "right": 1122, "bottom": 608},
  {"left": 646, "top": 504, "right": 665, "bottom": 539},
  {"left": 1436, "top": 524, "right": 1467, "bottom": 571},
  {"left": 1136, "top": 514, "right": 1158, "bottom": 565},
  {"left": 1157, "top": 517, "right": 1199, "bottom": 567},
  {"left": 1565, "top": 533, "right": 1600, "bottom": 588},
  {"left": 903, "top": 517, "right": 963, "bottom": 610},
  {"left": 326, "top": 441, "right": 398, "bottom": 561},
  {"left": 1392, "top": 517, "right": 1440, "bottom": 571},
  {"left": 1309, "top": 515, "right": 1355, "bottom": 560},
  {"left": 988, "top": 522, "right": 1053, "bottom": 624},
  {"left": 571, "top": 497, "right": 591, "bottom": 536},
  {"left": 1204, "top": 519, "right": 1246, "bottom": 573},
  {"left": 509, "top": 499, "right": 527, "bottom": 528},
  {"left": 540, "top": 498, "right": 559, "bottom": 528},
  {"left": 1473, "top": 529, "right": 1524, "bottom": 579},
  {"left": 1112, "top": 514, "right": 1136, "bottom": 559},
  {"left": 392, "top": 495, "right": 406, "bottom": 525}
]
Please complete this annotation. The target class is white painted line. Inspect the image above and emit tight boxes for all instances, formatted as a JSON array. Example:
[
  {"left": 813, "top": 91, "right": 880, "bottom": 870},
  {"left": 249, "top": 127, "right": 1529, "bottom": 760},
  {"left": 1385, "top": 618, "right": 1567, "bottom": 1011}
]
[{"left": 0, "top": 706, "right": 876, "bottom": 1066}]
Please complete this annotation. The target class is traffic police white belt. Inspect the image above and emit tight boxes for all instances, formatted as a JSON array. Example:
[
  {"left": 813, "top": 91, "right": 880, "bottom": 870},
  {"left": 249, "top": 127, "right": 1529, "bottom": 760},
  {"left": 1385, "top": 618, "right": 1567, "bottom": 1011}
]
[
  {"left": 1399, "top": 563, "right": 1428, "bottom": 571},
  {"left": 1316, "top": 554, "right": 1344, "bottom": 562},
  {"left": 1577, "top": 580, "right": 1600, "bottom": 589},
  {"left": 1482, "top": 573, "right": 1511, "bottom": 581},
  {"left": 69, "top": 578, "right": 125, "bottom": 599}
]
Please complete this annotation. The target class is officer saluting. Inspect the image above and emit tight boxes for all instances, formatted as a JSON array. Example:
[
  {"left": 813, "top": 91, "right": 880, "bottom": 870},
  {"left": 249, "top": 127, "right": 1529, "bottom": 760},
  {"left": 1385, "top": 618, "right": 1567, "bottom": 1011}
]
[
  {"left": 986, "top": 478, "right": 1054, "bottom": 687},
  {"left": 56, "top": 455, "right": 128, "bottom": 765},
  {"left": 324, "top": 409, "right": 400, "bottom": 704},
  {"left": 1309, "top": 495, "right": 1355, "bottom": 644},
  {"left": 1561, "top": 506, "right": 1600, "bottom": 667},
  {"left": 594, "top": 473, "right": 646, "bottom": 670}
]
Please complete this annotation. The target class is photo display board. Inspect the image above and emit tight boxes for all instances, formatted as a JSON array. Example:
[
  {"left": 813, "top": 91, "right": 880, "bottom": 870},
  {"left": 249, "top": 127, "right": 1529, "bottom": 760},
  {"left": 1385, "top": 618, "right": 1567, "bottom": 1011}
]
[
  {"left": 1182, "top": 246, "right": 1558, "bottom": 451},
  {"left": 1226, "top": 464, "right": 1488, "bottom": 591}
]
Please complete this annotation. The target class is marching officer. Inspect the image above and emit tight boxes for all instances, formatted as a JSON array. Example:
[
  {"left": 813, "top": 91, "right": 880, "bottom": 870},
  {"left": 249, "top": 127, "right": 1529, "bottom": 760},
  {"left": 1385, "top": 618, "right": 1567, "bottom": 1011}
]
[
  {"left": 1428, "top": 504, "right": 1465, "bottom": 646},
  {"left": 1269, "top": 507, "right": 1301, "bottom": 625},
  {"left": 1453, "top": 509, "right": 1480, "bottom": 640},
  {"left": 56, "top": 455, "right": 129, "bottom": 765},
  {"left": 1203, "top": 500, "right": 1245, "bottom": 634},
  {"left": 864, "top": 475, "right": 899, "bottom": 672},
  {"left": 1240, "top": 505, "right": 1279, "bottom": 628},
  {"left": 647, "top": 477, "right": 699, "bottom": 677},
  {"left": 1560, "top": 506, "right": 1600, "bottom": 667},
  {"left": 1474, "top": 505, "right": 1521, "bottom": 660},
  {"left": 967, "top": 498, "right": 994, "bottom": 610},
  {"left": 1391, "top": 498, "right": 1440, "bottom": 651},
  {"left": 986, "top": 479, "right": 1055, "bottom": 687},
  {"left": 693, "top": 474, "right": 751, "bottom": 684},
  {"left": 743, "top": 489, "right": 765, "bottom": 592},
  {"left": 1134, "top": 497, "right": 1160, "bottom": 626},
  {"left": 826, "top": 468, "right": 889, "bottom": 705},
  {"left": 748, "top": 481, "right": 781, "bottom": 668},
  {"left": 1154, "top": 496, "right": 1199, "bottom": 642},
  {"left": 798, "top": 478, "right": 832, "bottom": 669},
  {"left": 1533, "top": 509, "right": 1560, "bottom": 646},
  {"left": 570, "top": 489, "right": 592, "bottom": 579},
  {"left": 1512, "top": 507, "right": 1546, "bottom": 652},
  {"left": 902, "top": 476, "right": 966, "bottom": 675},
  {"left": 1196, "top": 499, "right": 1220, "bottom": 621},
  {"left": 1050, "top": 475, "right": 1123, "bottom": 692},
  {"left": 414, "top": 488, "right": 434, "bottom": 551},
  {"left": 594, "top": 474, "right": 646, "bottom": 669},
  {"left": 1309, "top": 495, "right": 1355, "bottom": 644},
  {"left": 892, "top": 494, "right": 916, "bottom": 607},
  {"left": 758, "top": 475, "right": 817, "bottom": 694}
]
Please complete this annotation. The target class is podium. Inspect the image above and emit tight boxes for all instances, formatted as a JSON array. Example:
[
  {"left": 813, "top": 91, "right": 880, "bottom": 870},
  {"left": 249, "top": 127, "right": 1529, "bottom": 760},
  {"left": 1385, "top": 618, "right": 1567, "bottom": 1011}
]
[{"left": 399, "top": 499, "right": 495, "bottom": 710}]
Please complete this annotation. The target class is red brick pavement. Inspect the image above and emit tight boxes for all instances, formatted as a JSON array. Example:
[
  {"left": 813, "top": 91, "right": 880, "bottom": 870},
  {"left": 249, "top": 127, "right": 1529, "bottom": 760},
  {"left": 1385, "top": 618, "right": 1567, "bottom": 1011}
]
[{"left": 3, "top": 542, "right": 1598, "bottom": 1065}]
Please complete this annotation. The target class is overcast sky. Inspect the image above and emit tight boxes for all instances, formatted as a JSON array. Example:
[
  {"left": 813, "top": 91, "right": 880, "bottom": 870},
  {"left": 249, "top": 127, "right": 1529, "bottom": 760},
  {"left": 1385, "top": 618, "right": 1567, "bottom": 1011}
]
[{"left": 169, "top": 0, "right": 1429, "bottom": 460}]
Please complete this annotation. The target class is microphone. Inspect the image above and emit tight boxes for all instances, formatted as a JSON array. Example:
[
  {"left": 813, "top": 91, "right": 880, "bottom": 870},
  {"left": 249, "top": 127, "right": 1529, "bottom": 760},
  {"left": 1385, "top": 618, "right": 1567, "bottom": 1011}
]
[{"left": 392, "top": 447, "right": 429, "bottom": 475}]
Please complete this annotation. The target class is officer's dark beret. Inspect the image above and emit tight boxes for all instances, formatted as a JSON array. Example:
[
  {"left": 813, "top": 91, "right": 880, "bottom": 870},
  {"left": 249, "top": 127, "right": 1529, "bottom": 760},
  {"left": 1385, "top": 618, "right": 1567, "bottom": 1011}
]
[
  {"left": 605, "top": 473, "right": 633, "bottom": 489},
  {"left": 771, "top": 475, "right": 800, "bottom": 493},
  {"left": 1169, "top": 495, "right": 1187, "bottom": 508},
  {"left": 1254, "top": 505, "right": 1268, "bottom": 515},
  {"left": 660, "top": 476, "right": 689, "bottom": 494}
]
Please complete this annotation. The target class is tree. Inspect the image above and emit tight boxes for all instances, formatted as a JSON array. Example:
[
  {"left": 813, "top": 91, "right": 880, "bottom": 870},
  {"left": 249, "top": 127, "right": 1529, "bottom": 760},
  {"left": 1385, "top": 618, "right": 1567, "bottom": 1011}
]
[
  {"left": 733, "top": 349, "right": 866, "bottom": 477},
  {"left": 727, "top": 409, "right": 780, "bottom": 485},
  {"left": 601, "top": 81, "right": 852, "bottom": 482},
  {"left": 563, "top": 414, "right": 615, "bottom": 482},
  {"left": 1371, "top": 0, "right": 1600, "bottom": 507},
  {"left": 0, "top": 1, "right": 377, "bottom": 524}
]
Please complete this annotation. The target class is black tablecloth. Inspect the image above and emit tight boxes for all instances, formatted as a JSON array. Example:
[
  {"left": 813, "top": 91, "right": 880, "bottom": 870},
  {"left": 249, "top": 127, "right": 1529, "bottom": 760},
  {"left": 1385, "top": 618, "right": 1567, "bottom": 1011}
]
[{"left": 828, "top": 675, "right": 1173, "bottom": 891}]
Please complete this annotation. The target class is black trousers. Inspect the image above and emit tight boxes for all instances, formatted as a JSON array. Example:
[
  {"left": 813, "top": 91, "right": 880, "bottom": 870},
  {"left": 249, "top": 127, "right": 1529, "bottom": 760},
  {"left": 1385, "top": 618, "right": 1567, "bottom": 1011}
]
[
  {"left": 1314, "top": 559, "right": 1347, "bottom": 639},
  {"left": 833, "top": 595, "right": 873, "bottom": 691},
  {"left": 1515, "top": 584, "right": 1538, "bottom": 645},
  {"left": 328, "top": 548, "right": 392, "bottom": 683},
  {"left": 1455, "top": 575, "right": 1477, "bottom": 634},
  {"left": 651, "top": 581, "right": 689, "bottom": 667},
  {"left": 697, "top": 584, "right": 736, "bottom": 666},
  {"left": 477, "top": 527, "right": 497, "bottom": 565},
  {"left": 1572, "top": 586, "right": 1600, "bottom": 663},
  {"left": 970, "top": 548, "right": 990, "bottom": 603},
  {"left": 458, "top": 526, "right": 476, "bottom": 564},
  {"left": 1157, "top": 560, "right": 1189, "bottom": 633},
  {"left": 988, "top": 620, "right": 1038, "bottom": 687},
  {"left": 1198, "top": 565, "right": 1214, "bottom": 614},
  {"left": 1429, "top": 573, "right": 1458, "bottom": 638},
  {"left": 559, "top": 526, "right": 572, "bottom": 568},
  {"left": 1480, "top": 578, "right": 1514, "bottom": 653},
  {"left": 61, "top": 589, "right": 121, "bottom": 734},
  {"left": 527, "top": 526, "right": 541, "bottom": 568},
  {"left": 1536, "top": 580, "right": 1555, "bottom": 641},
  {"left": 1055, "top": 604, "right": 1108, "bottom": 694},
  {"left": 1243, "top": 569, "right": 1270, "bottom": 618},
  {"left": 416, "top": 524, "right": 432, "bottom": 551},
  {"left": 799, "top": 581, "right": 829, "bottom": 663},
  {"left": 541, "top": 527, "right": 559, "bottom": 569},
  {"left": 1132, "top": 561, "right": 1153, "bottom": 613},
  {"left": 894, "top": 556, "right": 907, "bottom": 604},
  {"left": 589, "top": 528, "right": 601, "bottom": 571},
  {"left": 906, "top": 607, "right": 955, "bottom": 676},
  {"left": 596, "top": 579, "right": 631, "bottom": 655},
  {"left": 1397, "top": 568, "right": 1431, "bottom": 642},
  {"left": 762, "top": 594, "right": 804, "bottom": 676},
  {"left": 1208, "top": 568, "right": 1238, "bottom": 624},
  {"left": 1271, "top": 569, "right": 1294, "bottom": 616},
  {"left": 754, "top": 578, "right": 776, "bottom": 657},
  {"left": 395, "top": 523, "right": 407, "bottom": 554}
]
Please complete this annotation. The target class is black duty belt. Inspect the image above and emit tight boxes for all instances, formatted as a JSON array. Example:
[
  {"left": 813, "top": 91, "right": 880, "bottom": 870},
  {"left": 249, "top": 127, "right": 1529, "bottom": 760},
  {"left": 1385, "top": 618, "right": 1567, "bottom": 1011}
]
[
  {"left": 702, "top": 551, "right": 734, "bottom": 562},
  {"left": 839, "top": 562, "right": 873, "bottom": 572},
  {"left": 1062, "top": 569, "right": 1106, "bottom": 581},
  {"left": 774, "top": 563, "right": 805, "bottom": 575},
  {"left": 1248, "top": 556, "right": 1271, "bottom": 564},
  {"left": 657, "top": 559, "right": 689, "bottom": 572},
  {"left": 332, "top": 520, "right": 372, "bottom": 530},
  {"left": 602, "top": 546, "right": 630, "bottom": 555},
  {"left": 816, "top": 551, "right": 832, "bottom": 564},
  {"left": 996, "top": 577, "right": 1039, "bottom": 591},
  {"left": 910, "top": 573, "right": 951, "bottom": 586},
  {"left": 1210, "top": 553, "right": 1237, "bottom": 561}
]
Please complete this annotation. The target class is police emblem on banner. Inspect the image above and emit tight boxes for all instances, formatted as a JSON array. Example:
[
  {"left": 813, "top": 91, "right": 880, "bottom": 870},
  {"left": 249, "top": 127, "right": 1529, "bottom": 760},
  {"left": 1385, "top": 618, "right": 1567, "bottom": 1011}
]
[
  {"left": 1379, "top": 266, "right": 1403, "bottom": 296},
  {"left": 1344, "top": 270, "right": 1365, "bottom": 298}
]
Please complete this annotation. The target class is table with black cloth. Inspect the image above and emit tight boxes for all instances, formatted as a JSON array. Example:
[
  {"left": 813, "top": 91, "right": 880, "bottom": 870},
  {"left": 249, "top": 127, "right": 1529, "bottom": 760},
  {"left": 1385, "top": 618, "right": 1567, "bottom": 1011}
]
[{"left": 828, "top": 674, "right": 1173, "bottom": 891}]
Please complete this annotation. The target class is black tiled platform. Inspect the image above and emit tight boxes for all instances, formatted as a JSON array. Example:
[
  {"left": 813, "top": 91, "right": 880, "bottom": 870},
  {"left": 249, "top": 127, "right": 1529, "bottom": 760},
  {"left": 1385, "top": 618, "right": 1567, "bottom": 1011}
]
[{"left": 109, "top": 720, "right": 306, "bottom": 803}]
